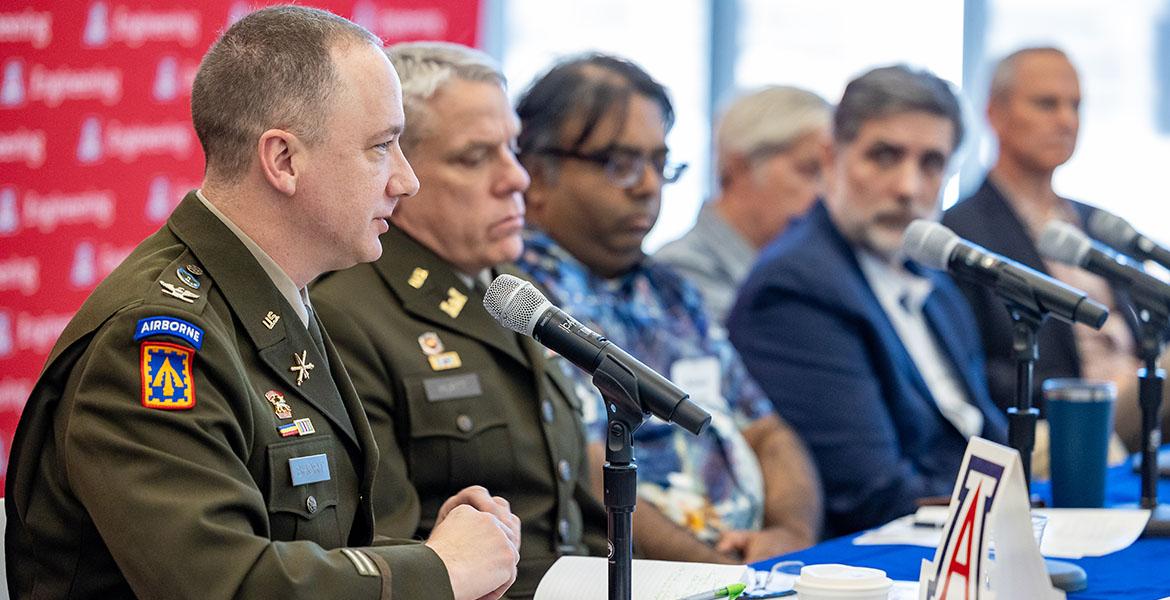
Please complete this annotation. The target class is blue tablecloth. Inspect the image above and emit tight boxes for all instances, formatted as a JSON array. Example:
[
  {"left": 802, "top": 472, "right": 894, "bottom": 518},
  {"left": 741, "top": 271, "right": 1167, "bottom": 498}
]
[{"left": 758, "top": 462, "right": 1170, "bottom": 599}]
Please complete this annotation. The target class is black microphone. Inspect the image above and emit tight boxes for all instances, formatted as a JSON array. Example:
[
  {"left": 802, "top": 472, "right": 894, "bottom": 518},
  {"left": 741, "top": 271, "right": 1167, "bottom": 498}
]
[
  {"left": 1088, "top": 209, "right": 1170, "bottom": 271},
  {"left": 483, "top": 274, "right": 711, "bottom": 435},
  {"left": 1039, "top": 220, "right": 1170, "bottom": 316},
  {"left": 902, "top": 219, "right": 1108, "bottom": 328}
]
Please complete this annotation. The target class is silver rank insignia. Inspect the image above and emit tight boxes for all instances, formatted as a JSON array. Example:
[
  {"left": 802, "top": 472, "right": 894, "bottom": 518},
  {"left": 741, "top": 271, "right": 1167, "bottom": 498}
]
[
  {"left": 262, "top": 311, "right": 280, "bottom": 330},
  {"left": 417, "top": 331, "right": 444, "bottom": 356},
  {"left": 439, "top": 287, "right": 467, "bottom": 318},
  {"left": 159, "top": 281, "right": 199, "bottom": 303},
  {"left": 265, "top": 390, "right": 293, "bottom": 420},
  {"left": 408, "top": 267, "right": 429, "bottom": 289},
  {"left": 290, "top": 350, "right": 315, "bottom": 386}
]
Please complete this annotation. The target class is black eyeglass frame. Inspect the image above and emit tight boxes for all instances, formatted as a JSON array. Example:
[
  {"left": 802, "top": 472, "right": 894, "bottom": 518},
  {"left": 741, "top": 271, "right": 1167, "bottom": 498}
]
[{"left": 538, "top": 146, "right": 688, "bottom": 188}]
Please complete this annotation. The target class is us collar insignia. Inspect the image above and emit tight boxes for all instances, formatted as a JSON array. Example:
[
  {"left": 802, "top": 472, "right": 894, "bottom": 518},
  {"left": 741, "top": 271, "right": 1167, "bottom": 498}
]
[
  {"left": 408, "top": 267, "right": 429, "bottom": 289},
  {"left": 418, "top": 331, "right": 444, "bottom": 356},
  {"left": 262, "top": 311, "right": 280, "bottom": 330},
  {"left": 439, "top": 287, "right": 467, "bottom": 318},
  {"left": 140, "top": 341, "right": 196, "bottom": 410},
  {"left": 184, "top": 263, "right": 204, "bottom": 276},
  {"left": 159, "top": 280, "right": 199, "bottom": 303},
  {"left": 290, "top": 350, "right": 315, "bottom": 386},
  {"left": 265, "top": 389, "right": 293, "bottom": 420}
]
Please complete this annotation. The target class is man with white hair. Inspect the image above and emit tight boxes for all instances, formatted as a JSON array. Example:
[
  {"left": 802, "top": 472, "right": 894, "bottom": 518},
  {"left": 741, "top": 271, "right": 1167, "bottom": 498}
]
[
  {"left": 313, "top": 42, "right": 606, "bottom": 599},
  {"left": 657, "top": 86, "right": 830, "bottom": 324}
]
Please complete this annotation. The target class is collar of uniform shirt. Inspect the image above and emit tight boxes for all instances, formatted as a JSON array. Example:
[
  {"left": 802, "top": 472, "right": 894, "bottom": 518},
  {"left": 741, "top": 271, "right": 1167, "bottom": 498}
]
[{"left": 196, "top": 189, "right": 311, "bottom": 328}]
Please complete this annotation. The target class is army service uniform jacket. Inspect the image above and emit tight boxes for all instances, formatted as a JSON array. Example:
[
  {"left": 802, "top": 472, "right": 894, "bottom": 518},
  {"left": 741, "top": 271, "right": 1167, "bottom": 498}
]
[
  {"left": 5, "top": 193, "right": 452, "bottom": 600},
  {"left": 312, "top": 225, "right": 607, "bottom": 599}
]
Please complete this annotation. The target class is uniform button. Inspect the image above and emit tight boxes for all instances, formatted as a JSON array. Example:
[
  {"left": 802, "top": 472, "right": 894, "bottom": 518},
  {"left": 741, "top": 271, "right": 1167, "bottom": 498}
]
[
  {"left": 558, "top": 459, "right": 571, "bottom": 482},
  {"left": 542, "top": 400, "right": 555, "bottom": 424},
  {"left": 456, "top": 414, "right": 474, "bottom": 433},
  {"left": 558, "top": 518, "right": 571, "bottom": 541},
  {"left": 306, "top": 495, "right": 318, "bottom": 514}
]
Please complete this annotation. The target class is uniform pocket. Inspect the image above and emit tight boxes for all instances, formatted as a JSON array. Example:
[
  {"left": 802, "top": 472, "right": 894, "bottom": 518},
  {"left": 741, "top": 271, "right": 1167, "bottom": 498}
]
[
  {"left": 266, "top": 436, "right": 343, "bottom": 548},
  {"left": 402, "top": 373, "right": 515, "bottom": 494}
]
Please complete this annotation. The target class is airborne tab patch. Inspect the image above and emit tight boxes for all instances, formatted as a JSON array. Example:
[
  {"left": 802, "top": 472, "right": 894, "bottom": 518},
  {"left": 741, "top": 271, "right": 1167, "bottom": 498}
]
[
  {"left": 134, "top": 316, "right": 204, "bottom": 349},
  {"left": 140, "top": 342, "right": 196, "bottom": 410}
]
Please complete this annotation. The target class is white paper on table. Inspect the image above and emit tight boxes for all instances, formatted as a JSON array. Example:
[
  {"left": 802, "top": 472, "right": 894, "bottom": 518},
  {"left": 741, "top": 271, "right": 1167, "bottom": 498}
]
[
  {"left": 533, "top": 556, "right": 747, "bottom": 600},
  {"left": 1032, "top": 508, "right": 1150, "bottom": 559},
  {"left": 857, "top": 506, "right": 1151, "bottom": 559},
  {"left": 854, "top": 512, "right": 945, "bottom": 548}
]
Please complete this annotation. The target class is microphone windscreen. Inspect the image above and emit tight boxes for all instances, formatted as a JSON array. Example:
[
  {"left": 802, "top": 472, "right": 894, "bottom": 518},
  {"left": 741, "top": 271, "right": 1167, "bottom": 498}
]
[
  {"left": 483, "top": 273, "right": 551, "bottom": 336},
  {"left": 902, "top": 219, "right": 959, "bottom": 270},
  {"left": 1038, "top": 221, "right": 1091, "bottom": 266},
  {"left": 1087, "top": 209, "right": 1138, "bottom": 250}
]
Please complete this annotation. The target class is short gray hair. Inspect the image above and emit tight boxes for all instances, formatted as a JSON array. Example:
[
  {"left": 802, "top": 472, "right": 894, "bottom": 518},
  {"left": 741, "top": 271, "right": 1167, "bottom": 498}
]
[
  {"left": 834, "top": 64, "right": 964, "bottom": 151},
  {"left": 988, "top": 46, "right": 1072, "bottom": 103},
  {"left": 191, "top": 5, "right": 380, "bottom": 181},
  {"left": 716, "top": 85, "right": 830, "bottom": 173},
  {"left": 385, "top": 41, "right": 506, "bottom": 151}
]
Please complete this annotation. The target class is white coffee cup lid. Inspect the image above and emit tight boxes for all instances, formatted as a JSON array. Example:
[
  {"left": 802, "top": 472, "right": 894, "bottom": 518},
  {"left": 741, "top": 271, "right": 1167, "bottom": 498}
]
[{"left": 794, "top": 563, "right": 893, "bottom": 591}]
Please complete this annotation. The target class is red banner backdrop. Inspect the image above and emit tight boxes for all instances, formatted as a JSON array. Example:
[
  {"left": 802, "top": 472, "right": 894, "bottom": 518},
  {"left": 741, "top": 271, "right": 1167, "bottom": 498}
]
[{"left": 0, "top": 0, "right": 482, "bottom": 490}]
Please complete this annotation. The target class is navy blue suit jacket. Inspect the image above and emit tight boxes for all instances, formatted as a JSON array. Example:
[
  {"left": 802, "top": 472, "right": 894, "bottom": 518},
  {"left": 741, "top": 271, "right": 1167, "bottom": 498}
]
[
  {"left": 728, "top": 202, "right": 1008, "bottom": 537},
  {"left": 942, "top": 178, "right": 1139, "bottom": 413}
]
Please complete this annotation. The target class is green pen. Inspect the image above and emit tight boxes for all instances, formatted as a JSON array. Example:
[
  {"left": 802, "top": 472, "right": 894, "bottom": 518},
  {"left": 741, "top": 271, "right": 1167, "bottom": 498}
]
[{"left": 677, "top": 582, "right": 747, "bottom": 600}]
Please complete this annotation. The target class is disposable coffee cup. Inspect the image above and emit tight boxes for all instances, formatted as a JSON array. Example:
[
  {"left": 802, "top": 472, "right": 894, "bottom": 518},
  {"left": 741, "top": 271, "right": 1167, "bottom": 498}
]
[
  {"left": 1044, "top": 378, "right": 1115, "bottom": 508},
  {"left": 793, "top": 564, "right": 892, "bottom": 600}
]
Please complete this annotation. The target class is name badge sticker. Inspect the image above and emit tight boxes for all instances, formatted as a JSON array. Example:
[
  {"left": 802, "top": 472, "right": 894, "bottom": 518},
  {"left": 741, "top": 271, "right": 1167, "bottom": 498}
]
[
  {"left": 289, "top": 453, "right": 331, "bottom": 487},
  {"left": 135, "top": 316, "right": 205, "bottom": 350}
]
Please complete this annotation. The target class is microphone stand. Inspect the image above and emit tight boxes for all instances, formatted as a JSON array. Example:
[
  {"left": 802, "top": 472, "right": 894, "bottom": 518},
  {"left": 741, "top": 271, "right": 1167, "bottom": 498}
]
[
  {"left": 1005, "top": 305, "right": 1089, "bottom": 591},
  {"left": 1133, "top": 308, "right": 1170, "bottom": 536},
  {"left": 1007, "top": 307, "right": 1043, "bottom": 491},
  {"left": 592, "top": 354, "right": 651, "bottom": 600}
]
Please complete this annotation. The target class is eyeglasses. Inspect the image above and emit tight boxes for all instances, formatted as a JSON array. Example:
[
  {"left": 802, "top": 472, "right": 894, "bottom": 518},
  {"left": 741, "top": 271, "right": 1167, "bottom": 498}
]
[{"left": 540, "top": 145, "right": 688, "bottom": 189}]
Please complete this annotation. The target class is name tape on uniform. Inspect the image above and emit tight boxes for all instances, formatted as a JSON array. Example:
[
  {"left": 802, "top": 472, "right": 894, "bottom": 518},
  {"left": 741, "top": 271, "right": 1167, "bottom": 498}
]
[
  {"left": 423, "top": 373, "right": 482, "bottom": 402},
  {"left": 289, "top": 453, "right": 331, "bottom": 486}
]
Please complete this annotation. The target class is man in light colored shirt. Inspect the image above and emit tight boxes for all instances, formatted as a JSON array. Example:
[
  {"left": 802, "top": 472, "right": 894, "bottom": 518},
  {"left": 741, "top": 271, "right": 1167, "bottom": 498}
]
[
  {"left": 728, "top": 65, "right": 1008, "bottom": 536},
  {"left": 657, "top": 86, "right": 830, "bottom": 325}
]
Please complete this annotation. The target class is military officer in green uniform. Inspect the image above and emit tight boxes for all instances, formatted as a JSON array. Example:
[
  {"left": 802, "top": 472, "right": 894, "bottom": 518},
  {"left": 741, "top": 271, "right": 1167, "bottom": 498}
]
[
  {"left": 312, "top": 42, "right": 607, "bottom": 599},
  {"left": 5, "top": 7, "right": 520, "bottom": 600}
]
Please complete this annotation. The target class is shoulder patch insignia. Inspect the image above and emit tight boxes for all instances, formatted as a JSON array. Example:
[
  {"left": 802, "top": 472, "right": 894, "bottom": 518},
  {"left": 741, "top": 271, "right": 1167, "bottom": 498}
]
[
  {"left": 134, "top": 316, "right": 205, "bottom": 349},
  {"left": 140, "top": 342, "right": 196, "bottom": 410}
]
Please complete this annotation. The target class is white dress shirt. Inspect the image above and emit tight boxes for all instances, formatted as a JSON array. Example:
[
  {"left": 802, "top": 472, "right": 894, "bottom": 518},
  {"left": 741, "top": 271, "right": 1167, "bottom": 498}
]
[{"left": 857, "top": 251, "right": 984, "bottom": 438}]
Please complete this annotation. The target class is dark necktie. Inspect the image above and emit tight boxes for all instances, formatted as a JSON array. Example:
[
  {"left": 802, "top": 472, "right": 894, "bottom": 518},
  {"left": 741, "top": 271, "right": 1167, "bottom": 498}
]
[{"left": 306, "top": 307, "right": 331, "bottom": 374}]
